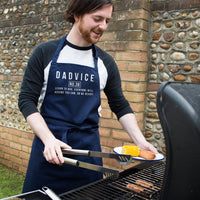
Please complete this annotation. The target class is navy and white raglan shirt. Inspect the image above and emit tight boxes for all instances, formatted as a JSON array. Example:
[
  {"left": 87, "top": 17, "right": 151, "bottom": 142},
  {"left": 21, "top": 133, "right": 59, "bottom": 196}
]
[{"left": 18, "top": 38, "right": 133, "bottom": 120}]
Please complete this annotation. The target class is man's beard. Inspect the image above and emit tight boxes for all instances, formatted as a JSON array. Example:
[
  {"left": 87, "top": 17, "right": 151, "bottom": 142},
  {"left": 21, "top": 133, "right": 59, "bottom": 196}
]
[{"left": 79, "top": 24, "right": 103, "bottom": 45}]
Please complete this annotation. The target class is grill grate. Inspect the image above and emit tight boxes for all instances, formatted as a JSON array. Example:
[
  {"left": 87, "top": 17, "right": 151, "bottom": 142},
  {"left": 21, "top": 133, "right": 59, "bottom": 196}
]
[
  {"left": 60, "top": 162, "right": 165, "bottom": 200},
  {"left": 110, "top": 162, "right": 165, "bottom": 200}
]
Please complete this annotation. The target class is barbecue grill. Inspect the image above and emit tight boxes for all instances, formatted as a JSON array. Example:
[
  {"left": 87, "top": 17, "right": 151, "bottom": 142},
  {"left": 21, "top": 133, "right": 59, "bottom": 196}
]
[
  {"left": 59, "top": 161, "right": 165, "bottom": 200},
  {"left": 4, "top": 161, "right": 165, "bottom": 200},
  {"left": 4, "top": 81, "right": 200, "bottom": 200}
]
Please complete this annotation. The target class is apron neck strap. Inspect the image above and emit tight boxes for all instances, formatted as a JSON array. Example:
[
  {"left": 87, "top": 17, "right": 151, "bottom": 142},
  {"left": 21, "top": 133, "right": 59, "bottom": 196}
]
[
  {"left": 52, "top": 35, "right": 67, "bottom": 64},
  {"left": 92, "top": 44, "right": 98, "bottom": 71}
]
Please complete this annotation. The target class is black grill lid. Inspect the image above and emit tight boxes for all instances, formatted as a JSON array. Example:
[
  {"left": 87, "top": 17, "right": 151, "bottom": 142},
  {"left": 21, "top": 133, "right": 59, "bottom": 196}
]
[{"left": 157, "top": 81, "right": 200, "bottom": 200}]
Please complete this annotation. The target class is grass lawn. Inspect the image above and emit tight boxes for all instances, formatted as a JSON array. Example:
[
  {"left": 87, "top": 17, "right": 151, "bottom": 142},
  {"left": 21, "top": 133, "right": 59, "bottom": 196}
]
[{"left": 0, "top": 164, "right": 25, "bottom": 199}]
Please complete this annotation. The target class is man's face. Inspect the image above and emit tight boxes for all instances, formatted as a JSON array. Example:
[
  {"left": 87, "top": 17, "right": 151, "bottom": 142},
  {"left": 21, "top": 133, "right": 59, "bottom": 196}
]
[{"left": 76, "top": 4, "right": 113, "bottom": 45}]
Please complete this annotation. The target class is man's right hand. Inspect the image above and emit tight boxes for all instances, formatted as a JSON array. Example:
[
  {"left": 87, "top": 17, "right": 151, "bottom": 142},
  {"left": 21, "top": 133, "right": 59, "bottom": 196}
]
[
  {"left": 43, "top": 137, "right": 71, "bottom": 165},
  {"left": 26, "top": 112, "right": 72, "bottom": 165}
]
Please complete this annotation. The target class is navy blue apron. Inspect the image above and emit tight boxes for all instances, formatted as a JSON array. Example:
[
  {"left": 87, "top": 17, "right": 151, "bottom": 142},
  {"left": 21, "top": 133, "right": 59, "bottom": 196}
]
[{"left": 22, "top": 35, "right": 103, "bottom": 195}]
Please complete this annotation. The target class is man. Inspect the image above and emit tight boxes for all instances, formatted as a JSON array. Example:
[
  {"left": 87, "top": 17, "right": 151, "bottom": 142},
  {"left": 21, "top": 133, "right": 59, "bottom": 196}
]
[{"left": 18, "top": 0, "right": 157, "bottom": 195}]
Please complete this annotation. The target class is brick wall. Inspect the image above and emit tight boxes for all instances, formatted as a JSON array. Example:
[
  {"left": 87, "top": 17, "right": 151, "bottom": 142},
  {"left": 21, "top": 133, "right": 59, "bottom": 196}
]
[
  {"left": 151, "top": 0, "right": 200, "bottom": 11},
  {"left": 98, "top": 0, "right": 151, "bottom": 170},
  {"left": 0, "top": 126, "right": 33, "bottom": 172}
]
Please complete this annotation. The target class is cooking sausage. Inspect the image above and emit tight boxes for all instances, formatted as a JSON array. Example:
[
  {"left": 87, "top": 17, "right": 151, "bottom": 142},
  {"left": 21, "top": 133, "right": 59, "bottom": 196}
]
[
  {"left": 126, "top": 183, "right": 145, "bottom": 193},
  {"left": 139, "top": 149, "right": 155, "bottom": 160},
  {"left": 135, "top": 179, "right": 154, "bottom": 188}
]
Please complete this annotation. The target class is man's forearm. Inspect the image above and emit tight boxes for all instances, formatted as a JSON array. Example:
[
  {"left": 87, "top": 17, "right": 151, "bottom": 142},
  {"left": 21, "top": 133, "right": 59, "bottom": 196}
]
[
  {"left": 26, "top": 112, "right": 55, "bottom": 145},
  {"left": 119, "top": 113, "right": 158, "bottom": 153},
  {"left": 26, "top": 112, "right": 71, "bottom": 165},
  {"left": 119, "top": 113, "right": 146, "bottom": 145}
]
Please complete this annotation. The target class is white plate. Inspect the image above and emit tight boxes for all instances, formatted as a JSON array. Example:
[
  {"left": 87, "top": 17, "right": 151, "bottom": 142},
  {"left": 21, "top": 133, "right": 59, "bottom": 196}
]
[{"left": 113, "top": 146, "right": 164, "bottom": 161}]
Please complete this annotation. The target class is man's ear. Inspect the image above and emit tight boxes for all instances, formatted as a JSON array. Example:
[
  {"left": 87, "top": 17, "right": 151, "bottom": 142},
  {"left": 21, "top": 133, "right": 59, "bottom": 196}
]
[{"left": 74, "top": 14, "right": 80, "bottom": 23}]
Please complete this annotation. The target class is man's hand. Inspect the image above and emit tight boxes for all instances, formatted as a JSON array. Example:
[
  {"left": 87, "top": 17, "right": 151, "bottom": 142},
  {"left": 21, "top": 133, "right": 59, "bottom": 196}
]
[
  {"left": 43, "top": 138, "right": 71, "bottom": 165},
  {"left": 119, "top": 113, "right": 158, "bottom": 154},
  {"left": 26, "top": 112, "right": 72, "bottom": 165},
  {"left": 137, "top": 140, "right": 158, "bottom": 154}
]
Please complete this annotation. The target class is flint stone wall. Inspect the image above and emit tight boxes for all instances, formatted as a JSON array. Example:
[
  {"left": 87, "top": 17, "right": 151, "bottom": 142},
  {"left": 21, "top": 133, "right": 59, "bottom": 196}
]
[{"left": 145, "top": 4, "right": 200, "bottom": 153}]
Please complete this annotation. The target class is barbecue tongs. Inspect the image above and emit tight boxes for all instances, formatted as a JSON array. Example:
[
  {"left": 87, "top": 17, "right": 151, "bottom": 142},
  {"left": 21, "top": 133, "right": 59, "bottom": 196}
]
[{"left": 62, "top": 149, "right": 132, "bottom": 179}]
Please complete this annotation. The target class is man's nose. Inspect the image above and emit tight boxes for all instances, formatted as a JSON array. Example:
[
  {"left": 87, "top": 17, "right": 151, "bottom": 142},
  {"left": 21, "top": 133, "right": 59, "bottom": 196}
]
[{"left": 99, "top": 20, "right": 108, "bottom": 31}]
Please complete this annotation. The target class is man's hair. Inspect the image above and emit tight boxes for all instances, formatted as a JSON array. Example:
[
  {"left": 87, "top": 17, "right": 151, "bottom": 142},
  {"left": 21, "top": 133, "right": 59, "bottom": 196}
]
[{"left": 64, "top": 0, "right": 113, "bottom": 24}]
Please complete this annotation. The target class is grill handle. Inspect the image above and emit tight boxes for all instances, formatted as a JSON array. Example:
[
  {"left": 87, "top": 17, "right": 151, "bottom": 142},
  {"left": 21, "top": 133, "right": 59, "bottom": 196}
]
[{"left": 42, "top": 186, "right": 61, "bottom": 200}]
